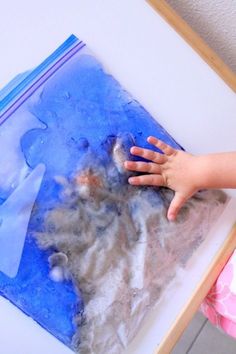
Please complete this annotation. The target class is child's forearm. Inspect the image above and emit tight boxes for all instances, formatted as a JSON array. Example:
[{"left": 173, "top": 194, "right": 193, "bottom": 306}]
[{"left": 196, "top": 152, "right": 236, "bottom": 190}]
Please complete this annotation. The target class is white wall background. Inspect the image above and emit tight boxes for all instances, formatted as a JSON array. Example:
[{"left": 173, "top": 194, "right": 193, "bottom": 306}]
[{"left": 166, "top": 0, "right": 236, "bottom": 72}]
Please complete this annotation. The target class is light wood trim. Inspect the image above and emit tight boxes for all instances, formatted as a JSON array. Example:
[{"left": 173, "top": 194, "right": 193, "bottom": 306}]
[
  {"left": 155, "top": 224, "right": 236, "bottom": 354},
  {"left": 147, "top": 0, "right": 236, "bottom": 92}
]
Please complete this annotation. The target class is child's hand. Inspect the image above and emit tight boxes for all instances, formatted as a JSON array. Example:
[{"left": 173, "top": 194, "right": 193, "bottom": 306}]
[{"left": 124, "top": 136, "right": 200, "bottom": 221}]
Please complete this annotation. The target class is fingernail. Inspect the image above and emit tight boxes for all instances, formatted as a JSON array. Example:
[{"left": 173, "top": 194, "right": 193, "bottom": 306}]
[
  {"left": 168, "top": 214, "right": 175, "bottom": 221},
  {"left": 128, "top": 177, "right": 136, "bottom": 184}
]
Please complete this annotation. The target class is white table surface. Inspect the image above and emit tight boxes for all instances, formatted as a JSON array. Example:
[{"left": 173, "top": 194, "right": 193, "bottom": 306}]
[{"left": 0, "top": 1, "right": 236, "bottom": 354}]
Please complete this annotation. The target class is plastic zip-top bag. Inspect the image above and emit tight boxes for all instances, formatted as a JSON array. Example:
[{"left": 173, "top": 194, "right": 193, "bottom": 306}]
[{"left": 0, "top": 35, "right": 228, "bottom": 353}]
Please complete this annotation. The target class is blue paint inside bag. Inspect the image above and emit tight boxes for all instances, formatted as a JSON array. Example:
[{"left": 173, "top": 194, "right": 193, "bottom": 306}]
[{"left": 0, "top": 35, "right": 226, "bottom": 353}]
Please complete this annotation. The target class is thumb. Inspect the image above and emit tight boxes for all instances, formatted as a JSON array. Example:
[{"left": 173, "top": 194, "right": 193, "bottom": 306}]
[{"left": 167, "top": 192, "right": 186, "bottom": 221}]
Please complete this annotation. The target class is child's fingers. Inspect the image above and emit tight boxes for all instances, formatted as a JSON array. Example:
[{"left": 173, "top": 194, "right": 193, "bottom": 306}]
[
  {"left": 167, "top": 193, "right": 186, "bottom": 221},
  {"left": 130, "top": 146, "right": 166, "bottom": 164},
  {"left": 147, "top": 136, "right": 175, "bottom": 156},
  {"left": 124, "top": 161, "right": 161, "bottom": 174},
  {"left": 128, "top": 174, "right": 164, "bottom": 186}
]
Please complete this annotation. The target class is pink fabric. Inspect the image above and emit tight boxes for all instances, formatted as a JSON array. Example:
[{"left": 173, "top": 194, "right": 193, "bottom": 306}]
[{"left": 201, "top": 250, "right": 236, "bottom": 338}]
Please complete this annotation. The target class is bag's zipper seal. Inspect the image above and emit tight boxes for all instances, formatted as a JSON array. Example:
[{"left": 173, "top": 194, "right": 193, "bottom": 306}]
[
  {"left": 0, "top": 34, "right": 78, "bottom": 111},
  {"left": 0, "top": 35, "right": 85, "bottom": 124}
]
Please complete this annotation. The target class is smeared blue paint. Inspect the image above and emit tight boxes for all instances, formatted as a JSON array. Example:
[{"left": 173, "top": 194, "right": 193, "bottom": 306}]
[{"left": 0, "top": 37, "right": 182, "bottom": 349}]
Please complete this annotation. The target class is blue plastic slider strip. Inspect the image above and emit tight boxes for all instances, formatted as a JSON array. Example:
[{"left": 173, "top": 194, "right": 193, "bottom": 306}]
[{"left": 0, "top": 35, "right": 85, "bottom": 123}]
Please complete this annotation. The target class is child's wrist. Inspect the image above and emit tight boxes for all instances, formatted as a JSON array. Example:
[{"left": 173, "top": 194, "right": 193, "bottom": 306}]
[{"left": 194, "top": 155, "right": 213, "bottom": 190}]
